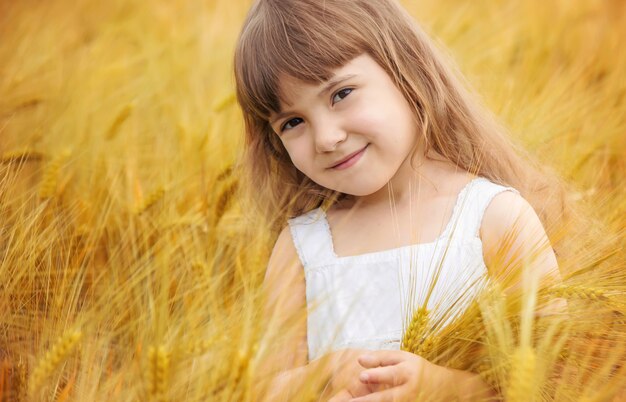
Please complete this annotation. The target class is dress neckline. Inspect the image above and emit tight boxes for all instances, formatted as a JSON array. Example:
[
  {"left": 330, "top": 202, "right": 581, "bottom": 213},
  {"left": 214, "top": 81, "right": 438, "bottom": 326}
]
[{"left": 319, "top": 177, "right": 484, "bottom": 261}]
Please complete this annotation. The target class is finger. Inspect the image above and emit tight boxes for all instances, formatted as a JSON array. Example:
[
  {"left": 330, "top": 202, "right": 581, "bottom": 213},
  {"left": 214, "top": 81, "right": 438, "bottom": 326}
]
[
  {"left": 328, "top": 389, "right": 353, "bottom": 402},
  {"left": 358, "top": 350, "right": 405, "bottom": 368},
  {"left": 348, "top": 379, "right": 378, "bottom": 398},
  {"left": 349, "top": 386, "right": 400, "bottom": 402},
  {"left": 359, "top": 366, "right": 404, "bottom": 387}
]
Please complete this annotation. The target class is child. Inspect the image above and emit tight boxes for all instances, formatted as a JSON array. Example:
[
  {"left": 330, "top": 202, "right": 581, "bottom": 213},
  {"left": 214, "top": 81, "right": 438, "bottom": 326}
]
[{"left": 234, "top": 0, "right": 565, "bottom": 400}]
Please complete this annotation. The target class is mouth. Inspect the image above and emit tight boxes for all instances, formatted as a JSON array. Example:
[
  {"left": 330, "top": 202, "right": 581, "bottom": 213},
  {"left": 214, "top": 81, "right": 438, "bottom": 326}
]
[{"left": 328, "top": 144, "right": 369, "bottom": 170}]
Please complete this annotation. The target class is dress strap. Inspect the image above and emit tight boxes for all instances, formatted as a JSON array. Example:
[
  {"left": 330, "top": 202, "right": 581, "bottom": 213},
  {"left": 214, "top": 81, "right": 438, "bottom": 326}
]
[
  {"left": 445, "top": 178, "right": 520, "bottom": 240},
  {"left": 287, "top": 208, "right": 336, "bottom": 268}
]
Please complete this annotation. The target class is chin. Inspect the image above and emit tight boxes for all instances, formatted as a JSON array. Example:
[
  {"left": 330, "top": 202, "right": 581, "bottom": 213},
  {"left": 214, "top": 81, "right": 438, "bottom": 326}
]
[{"left": 335, "top": 181, "right": 388, "bottom": 197}]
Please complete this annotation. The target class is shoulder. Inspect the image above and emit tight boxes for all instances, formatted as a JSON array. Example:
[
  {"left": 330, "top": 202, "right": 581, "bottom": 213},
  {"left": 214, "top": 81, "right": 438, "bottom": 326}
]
[
  {"left": 264, "top": 226, "right": 304, "bottom": 304},
  {"left": 265, "top": 225, "right": 303, "bottom": 285},
  {"left": 479, "top": 190, "right": 559, "bottom": 281},
  {"left": 480, "top": 190, "right": 543, "bottom": 245}
]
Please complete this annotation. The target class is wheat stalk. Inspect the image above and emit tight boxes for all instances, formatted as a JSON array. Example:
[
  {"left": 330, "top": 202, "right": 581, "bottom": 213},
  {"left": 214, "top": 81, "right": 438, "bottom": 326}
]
[
  {"left": 550, "top": 284, "right": 609, "bottom": 301},
  {"left": 415, "top": 334, "right": 439, "bottom": 356},
  {"left": 146, "top": 345, "right": 170, "bottom": 402},
  {"left": 16, "top": 359, "right": 27, "bottom": 402},
  {"left": 184, "top": 338, "right": 219, "bottom": 356},
  {"left": 402, "top": 307, "right": 429, "bottom": 354},
  {"left": 212, "top": 165, "right": 238, "bottom": 224},
  {"left": 1, "top": 148, "right": 44, "bottom": 163},
  {"left": 28, "top": 331, "right": 82, "bottom": 398},
  {"left": 506, "top": 345, "right": 537, "bottom": 402},
  {"left": 190, "top": 260, "right": 209, "bottom": 278},
  {"left": 214, "top": 179, "right": 237, "bottom": 223},
  {"left": 105, "top": 103, "right": 134, "bottom": 140},
  {"left": 476, "top": 359, "right": 499, "bottom": 390},
  {"left": 38, "top": 150, "right": 70, "bottom": 199},
  {"left": 134, "top": 186, "right": 165, "bottom": 215},
  {"left": 222, "top": 347, "right": 251, "bottom": 401}
]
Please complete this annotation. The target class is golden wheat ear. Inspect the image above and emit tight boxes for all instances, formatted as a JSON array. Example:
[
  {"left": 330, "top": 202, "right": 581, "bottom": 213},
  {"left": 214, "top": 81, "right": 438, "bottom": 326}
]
[
  {"left": 38, "top": 150, "right": 71, "bottom": 199},
  {"left": 28, "top": 330, "right": 82, "bottom": 399},
  {"left": 145, "top": 345, "right": 170, "bottom": 402}
]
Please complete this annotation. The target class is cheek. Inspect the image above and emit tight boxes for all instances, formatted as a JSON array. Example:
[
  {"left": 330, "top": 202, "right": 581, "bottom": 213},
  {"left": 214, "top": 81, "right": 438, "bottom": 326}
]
[
  {"left": 349, "top": 96, "right": 408, "bottom": 139},
  {"left": 348, "top": 107, "right": 387, "bottom": 139},
  {"left": 282, "top": 137, "right": 313, "bottom": 171}
]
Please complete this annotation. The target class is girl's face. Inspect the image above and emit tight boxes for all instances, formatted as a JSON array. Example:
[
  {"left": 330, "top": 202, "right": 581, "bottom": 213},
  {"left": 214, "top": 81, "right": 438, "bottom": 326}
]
[{"left": 269, "top": 53, "right": 420, "bottom": 197}]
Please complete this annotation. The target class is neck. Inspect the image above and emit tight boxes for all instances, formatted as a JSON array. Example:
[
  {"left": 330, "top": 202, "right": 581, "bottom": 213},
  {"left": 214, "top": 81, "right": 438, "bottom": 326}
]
[{"left": 340, "top": 148, "right": 446, "bottom": 212}]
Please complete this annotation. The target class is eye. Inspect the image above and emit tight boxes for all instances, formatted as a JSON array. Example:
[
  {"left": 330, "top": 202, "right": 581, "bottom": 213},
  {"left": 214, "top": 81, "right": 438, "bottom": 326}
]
[
  {"left": 332, "top": 88, "right": 353, "bottom": 104},
  {"left": 281, "top": 117, "right": 303, "bottom": 132}
]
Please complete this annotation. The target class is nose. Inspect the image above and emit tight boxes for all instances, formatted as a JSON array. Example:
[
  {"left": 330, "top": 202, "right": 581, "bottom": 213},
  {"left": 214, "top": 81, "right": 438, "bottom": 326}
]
[{"left": 313, "top": 117, "right": 347, "bottom": 153}]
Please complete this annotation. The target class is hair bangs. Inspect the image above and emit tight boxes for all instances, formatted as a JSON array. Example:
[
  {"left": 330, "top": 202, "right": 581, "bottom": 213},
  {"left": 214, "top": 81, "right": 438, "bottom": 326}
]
[{"left": 235, "top": 0, "right": 370, "bottom": 120}]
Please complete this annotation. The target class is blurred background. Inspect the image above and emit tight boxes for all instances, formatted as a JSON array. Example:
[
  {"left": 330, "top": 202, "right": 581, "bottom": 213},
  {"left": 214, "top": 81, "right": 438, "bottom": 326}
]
[{"left": 0, "top": 0, "right": 624, "bottom": 400}]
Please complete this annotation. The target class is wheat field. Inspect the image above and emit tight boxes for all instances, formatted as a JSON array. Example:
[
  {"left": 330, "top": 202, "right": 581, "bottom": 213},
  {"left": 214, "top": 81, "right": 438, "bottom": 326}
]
[{"left": 0, "top": 0, "right": 624, "bottom": 401}]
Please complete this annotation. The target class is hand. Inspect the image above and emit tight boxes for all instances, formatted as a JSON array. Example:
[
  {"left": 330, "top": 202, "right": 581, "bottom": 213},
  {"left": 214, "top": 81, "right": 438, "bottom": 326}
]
[
  {"left": 323, "top": 349, "right": 380, "bottom": 401},
  {"left": 327, "top": 380, "right": 382, "bottom": 402},
  {"left": 347, "top": 350, "right": 438, "bottom": 402},
  {"left": 327, "top": 382, "right": 384, "bottom": 402}
]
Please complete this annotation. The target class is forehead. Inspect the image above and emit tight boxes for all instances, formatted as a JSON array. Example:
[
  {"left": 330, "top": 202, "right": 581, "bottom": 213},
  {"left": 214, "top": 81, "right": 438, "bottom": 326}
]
[
  {"left": 274, "top": 53, "right": 375, "bottom": 110},
  {"left": 275, "top": 74, "right": 312, "bottom": 108}
]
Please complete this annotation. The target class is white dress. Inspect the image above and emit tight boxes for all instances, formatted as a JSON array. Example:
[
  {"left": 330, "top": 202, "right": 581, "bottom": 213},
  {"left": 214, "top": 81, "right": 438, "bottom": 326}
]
[{"left": 287, "top": 177, "right": 519, "bottom": 361}]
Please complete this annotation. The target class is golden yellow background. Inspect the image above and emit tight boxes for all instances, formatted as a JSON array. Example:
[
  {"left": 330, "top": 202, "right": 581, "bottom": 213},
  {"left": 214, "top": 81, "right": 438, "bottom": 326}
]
[{"left": 0, "top": 0, "right": 624, "bottom": 400}]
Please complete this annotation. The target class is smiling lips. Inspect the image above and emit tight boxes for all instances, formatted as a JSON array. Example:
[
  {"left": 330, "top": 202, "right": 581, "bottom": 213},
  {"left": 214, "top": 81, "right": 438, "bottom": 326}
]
[{"left": 329, "top": 144, "right": 369, "bottom": 170}]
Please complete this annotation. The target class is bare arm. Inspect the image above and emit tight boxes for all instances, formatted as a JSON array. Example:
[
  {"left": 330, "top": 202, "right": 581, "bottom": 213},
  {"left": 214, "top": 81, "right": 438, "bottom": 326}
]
[
  {"left": 255, "top": 226, "right": 313, "bottom": 400},
  {"left": 261, "top": 226, "right": 308, "bottom": 370},
  {"left": 481, "top": 191, "right": 566, "bottom": 313},
  {"left": 256, "top": 226, "right": 367, "bottom": 401}
]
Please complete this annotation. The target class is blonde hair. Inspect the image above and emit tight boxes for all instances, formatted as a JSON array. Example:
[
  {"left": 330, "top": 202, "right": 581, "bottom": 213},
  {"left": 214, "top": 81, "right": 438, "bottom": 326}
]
[{"left": 234, "top": 0, "right": 568, "bottom": 241}]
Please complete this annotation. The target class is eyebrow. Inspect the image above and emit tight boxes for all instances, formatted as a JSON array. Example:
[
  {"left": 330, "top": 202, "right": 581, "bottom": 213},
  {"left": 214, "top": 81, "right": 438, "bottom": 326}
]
[
  {"left": 270, "top": 74, "right": 358, "bottom": 126},
  {"left": 318, "top": 74, "right": 357, "bottom": 98}
]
